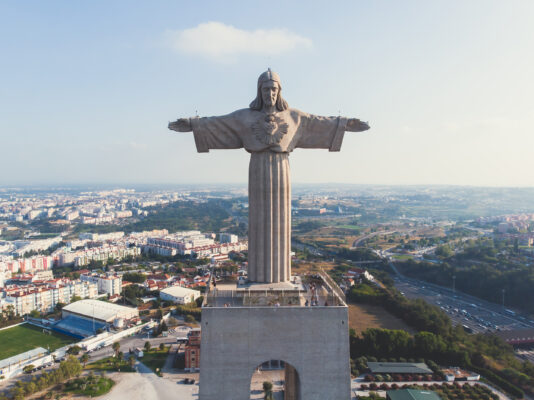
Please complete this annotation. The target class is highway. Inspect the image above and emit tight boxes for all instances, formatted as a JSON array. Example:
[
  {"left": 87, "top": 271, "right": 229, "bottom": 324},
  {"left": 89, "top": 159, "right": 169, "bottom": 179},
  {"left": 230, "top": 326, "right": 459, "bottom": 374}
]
[{"left": 375, "top": 250, "right": 534, "bottom": 334}]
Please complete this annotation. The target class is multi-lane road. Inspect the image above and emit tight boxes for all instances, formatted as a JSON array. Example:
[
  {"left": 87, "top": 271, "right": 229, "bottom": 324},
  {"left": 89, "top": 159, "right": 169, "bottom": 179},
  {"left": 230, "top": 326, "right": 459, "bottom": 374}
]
[
  {"left": 375, "top": 251, "right": 534, "bottom": 334},
  {"left": 393, "top": 274, "right": 534, "bottom": 334}
]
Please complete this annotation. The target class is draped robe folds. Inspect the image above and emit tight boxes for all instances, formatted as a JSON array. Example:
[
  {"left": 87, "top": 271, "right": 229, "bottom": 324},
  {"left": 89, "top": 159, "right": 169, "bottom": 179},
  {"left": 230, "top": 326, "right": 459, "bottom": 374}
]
[{"left": 190, "top": 108, "right": 348, "bottom": 283}]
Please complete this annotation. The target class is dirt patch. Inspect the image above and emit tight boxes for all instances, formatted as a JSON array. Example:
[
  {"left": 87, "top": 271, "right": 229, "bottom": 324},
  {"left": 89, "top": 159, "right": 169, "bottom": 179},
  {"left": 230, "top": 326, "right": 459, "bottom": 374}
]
[{"left": 348, "top": 303, "right": 414, "bottom": 334}]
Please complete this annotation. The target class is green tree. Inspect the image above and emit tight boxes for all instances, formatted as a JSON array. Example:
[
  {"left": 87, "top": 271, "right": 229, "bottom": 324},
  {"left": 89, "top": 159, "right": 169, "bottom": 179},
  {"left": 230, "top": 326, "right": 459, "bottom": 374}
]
[
  {"left": 23, "top": 365, "right": 35, "bottom": 374},
  {"left": 144, "top": 341, "right": 151, "bottom": 352},
  {"left": 71, "top": 295, "right": 82, "bottom": 303},
  {"left": 123, "top": 272, "right": 147, "bottom": 283},
  {"left": 262, "top": 381, "right": 273, "bottom": 400},
  {"left": 112, "top": 342, "right": 120, "bottom": 358},
  {"left": 67, "top": 345, "right": 81, "bottom": 355},
  {"left": 185, "top": 314, "right": 196, "bottom": 323},
  {"left": 81, "top": 353, "right": 89, "bottom": 367},
  {"left": 129, "top": 355, "right": 136, "bottom": 368}
]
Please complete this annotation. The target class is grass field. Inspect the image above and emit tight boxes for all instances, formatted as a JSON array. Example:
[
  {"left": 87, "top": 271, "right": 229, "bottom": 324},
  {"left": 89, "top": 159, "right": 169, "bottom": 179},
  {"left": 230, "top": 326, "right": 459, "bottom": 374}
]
[
  {"left": 0, "top": 323, "right": 76, "bottom": 360},
  {"left": 86, "top": 356, "right": 136, "bottom": 373},
  {"left": 348, "top": 303, "right": 414, "bottom": 335}
]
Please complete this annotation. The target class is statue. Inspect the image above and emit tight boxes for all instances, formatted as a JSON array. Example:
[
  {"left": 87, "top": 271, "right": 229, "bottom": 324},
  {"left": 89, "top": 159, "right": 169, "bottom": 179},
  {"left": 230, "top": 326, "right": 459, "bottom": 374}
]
[{"left": 169, "top": 69, "right": 370, "bottom": 284}]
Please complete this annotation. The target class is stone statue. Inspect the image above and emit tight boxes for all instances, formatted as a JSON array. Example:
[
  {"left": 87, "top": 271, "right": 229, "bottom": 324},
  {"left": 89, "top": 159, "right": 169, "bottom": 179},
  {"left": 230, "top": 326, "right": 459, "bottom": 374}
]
[{"left": 169, "top": 69, "right": 370, "bottom": 284}]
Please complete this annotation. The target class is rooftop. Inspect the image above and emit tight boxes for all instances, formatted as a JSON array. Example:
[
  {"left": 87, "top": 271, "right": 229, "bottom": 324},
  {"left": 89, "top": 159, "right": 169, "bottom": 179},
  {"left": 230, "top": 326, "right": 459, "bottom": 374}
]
[
  {"left": 160, "top": 285, "right": 201, "bottom": 297},
  {"left": 368, "top": 362, "right": 433, "bottom": 374},
  {"left": 387, "top": 389, "right": 442, "bottom": 400},
  {"left": 0, "top": 347, "right": 47, "bottom": 369},
  {"left": 203, "top": 270, "right": 346, "bottom": 308},
  {"left": 62, "top": 299, "right": 138, "bottom": 322}
]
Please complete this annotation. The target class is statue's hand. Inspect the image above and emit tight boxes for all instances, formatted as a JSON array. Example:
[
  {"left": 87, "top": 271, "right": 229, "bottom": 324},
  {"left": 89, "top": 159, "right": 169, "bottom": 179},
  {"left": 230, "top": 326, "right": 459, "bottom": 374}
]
[
  {"left": 168, "top": 118, "right": 192, "bottom": 132},
  {"left": 346, "top": 118, "right": 370, "bottom": 132}
]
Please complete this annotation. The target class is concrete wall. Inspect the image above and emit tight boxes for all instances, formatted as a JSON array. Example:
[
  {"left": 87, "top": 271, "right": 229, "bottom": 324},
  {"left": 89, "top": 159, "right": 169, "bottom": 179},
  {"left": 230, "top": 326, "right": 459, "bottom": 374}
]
[{"left": 199, "top": 306, "right": 351, "bottom": 400}]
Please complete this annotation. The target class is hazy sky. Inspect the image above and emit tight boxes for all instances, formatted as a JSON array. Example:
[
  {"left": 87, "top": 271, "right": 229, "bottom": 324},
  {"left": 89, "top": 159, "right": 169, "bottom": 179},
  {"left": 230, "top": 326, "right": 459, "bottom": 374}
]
[{"left": 1, "top": 1, "right": 533, "bottom": 187}]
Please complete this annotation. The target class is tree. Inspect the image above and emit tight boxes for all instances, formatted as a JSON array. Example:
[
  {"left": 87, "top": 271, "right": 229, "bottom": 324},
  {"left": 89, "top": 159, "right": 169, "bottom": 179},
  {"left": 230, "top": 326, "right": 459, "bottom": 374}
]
[
  {"left": 66, "top": 345, "right": 81, "bottom": 355},
  {"left": 71, "top": 295, "right": 82, "bottom": 303},
  {"left": 159, "top": 343, "right": 165, "bottom": 351},
  {"left": 129, "top": 355, "right": 136, "bottom": 368},
  {"left": 144, "top": 341, "right": 151, "bottom": 352},
  {"left": 435, "top": 245, "right": 453, "bottom": 258},
  {"left": 262, "top": 381, "right": 273, "bottom": 400},
  {"left": 112, "top": 342, "right": 120, "bottom": 358},
  {"left": 81, "top": 353, "right": 89, "bottom": 367},
  {"left": 29, "top": 309, "right": 41, "bottom": 318},
  {"left": 123, "top": 272, "right": 147, "bottom": 283},
  {"left": 23, "top": 365, "right": 35, "bottom": 374},
  {"left": 185, "top": 314, "right": 196, "bottom": 323}
]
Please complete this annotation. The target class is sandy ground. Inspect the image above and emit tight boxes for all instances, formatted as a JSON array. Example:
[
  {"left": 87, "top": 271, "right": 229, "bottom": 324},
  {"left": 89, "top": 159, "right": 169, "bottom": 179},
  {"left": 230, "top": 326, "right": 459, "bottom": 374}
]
[{"left": 348, "top": 303, "right": 414, "bottom": 334}]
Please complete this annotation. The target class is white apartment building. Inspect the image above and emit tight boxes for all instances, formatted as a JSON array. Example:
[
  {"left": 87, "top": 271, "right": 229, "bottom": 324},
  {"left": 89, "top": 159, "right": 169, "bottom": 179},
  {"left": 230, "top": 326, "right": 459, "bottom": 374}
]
[
  {"left": 73, "top": 245, "right": 140, "bottom": 267},
  {"left": 220, "top": 233, "right": 239, "bottom": 243},
  {"left": 4, "top": 280, "right": 98, "bottom": 316},
  {"left": 80, "top": 273, "right": 122, "bottom": 295},
  {"left": 0, "top": 255, "right": 54, "bottom": 274}
]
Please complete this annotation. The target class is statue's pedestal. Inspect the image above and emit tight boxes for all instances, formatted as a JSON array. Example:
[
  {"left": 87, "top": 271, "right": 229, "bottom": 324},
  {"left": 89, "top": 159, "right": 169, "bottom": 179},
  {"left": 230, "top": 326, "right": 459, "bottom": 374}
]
[{"left": 199, "top": 275, "right": 351, "bottom": 400}]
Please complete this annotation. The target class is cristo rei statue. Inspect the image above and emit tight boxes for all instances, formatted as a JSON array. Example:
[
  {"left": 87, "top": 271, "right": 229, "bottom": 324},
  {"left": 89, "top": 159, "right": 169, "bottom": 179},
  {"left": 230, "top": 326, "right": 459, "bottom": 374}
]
[{"left": 169, "top": 69, "right": 370, "bottom": 284}]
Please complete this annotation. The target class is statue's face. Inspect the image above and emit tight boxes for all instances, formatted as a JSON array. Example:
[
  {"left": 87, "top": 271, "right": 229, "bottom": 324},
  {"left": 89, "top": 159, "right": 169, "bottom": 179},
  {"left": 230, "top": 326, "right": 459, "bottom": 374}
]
[{"left": 261, "top": 81, "right": 279, "bottom": 108}]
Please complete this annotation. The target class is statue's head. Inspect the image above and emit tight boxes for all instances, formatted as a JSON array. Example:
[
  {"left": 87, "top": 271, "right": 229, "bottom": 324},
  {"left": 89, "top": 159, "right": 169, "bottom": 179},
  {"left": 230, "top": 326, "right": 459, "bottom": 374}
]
[{"left": 249, "top": 69, "right": 289, "bottom": 112}]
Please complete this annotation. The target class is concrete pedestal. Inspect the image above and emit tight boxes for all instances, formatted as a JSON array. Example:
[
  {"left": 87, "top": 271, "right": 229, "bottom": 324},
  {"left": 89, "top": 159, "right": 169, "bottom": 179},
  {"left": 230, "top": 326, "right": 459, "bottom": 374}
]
[{"left": 198, "top": 305, "right": 351, "bottom": 400}]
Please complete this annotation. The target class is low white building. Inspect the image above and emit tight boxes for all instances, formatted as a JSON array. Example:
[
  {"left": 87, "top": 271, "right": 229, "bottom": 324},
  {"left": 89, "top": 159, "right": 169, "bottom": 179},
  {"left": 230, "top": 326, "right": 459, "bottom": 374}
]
[
  {"left": 160, "top": 286, "right": 201, "bottom": 305},
  {"left": 62, "top": 299, "right": 138, "bottom": 324}
]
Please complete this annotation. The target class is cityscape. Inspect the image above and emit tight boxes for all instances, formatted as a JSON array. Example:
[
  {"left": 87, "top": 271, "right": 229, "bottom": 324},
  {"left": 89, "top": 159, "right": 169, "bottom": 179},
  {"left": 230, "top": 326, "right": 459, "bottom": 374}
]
[
  {"left": 0, "top": 185, "right": 533, "bottom": 399},
  {"left": 2, "top": 1, "right": 534, "bottom": 400}
]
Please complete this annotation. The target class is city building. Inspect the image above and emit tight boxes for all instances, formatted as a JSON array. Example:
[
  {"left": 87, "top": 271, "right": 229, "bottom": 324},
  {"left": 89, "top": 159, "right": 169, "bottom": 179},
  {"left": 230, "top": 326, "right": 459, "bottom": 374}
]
[
  {"left": 80, "top": 273, "right": 122, "bottom": 295},
  {"left": 496, "top": 328, "right": 534, "bottom": 345},
  {"left": 61, "top": 299, "right": 139, "bottom": 324},
  {"left": 57, "top": 244, "right": 140, "bottom": 267},
  {"left": 219, "top": 233, "right": 238, "bottom": 243},
  {"left": 0, "top": 255, "right": 54, "bottom": 275},
  {"left": 3, "top": 279, "right": 98, "bottom": 315},
  {"left": 185, "top": 328, "right": 201, "bottom": 371},
  {"left": 160, "top": 286, "right": 201, "bottom": 304}
]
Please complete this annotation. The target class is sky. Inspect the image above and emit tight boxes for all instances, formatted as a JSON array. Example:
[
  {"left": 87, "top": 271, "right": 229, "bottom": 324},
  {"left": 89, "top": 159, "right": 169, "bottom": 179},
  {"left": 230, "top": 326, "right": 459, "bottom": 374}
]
[{"left": 1, "top": 1, "right": 533, "bottom": 187}]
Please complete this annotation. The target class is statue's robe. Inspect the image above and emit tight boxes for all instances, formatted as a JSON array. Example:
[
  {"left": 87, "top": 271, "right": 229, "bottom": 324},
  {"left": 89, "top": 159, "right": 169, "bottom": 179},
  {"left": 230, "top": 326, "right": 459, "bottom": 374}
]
[{"left": 191, "top": 108, "right": 348, "bottom": 283}]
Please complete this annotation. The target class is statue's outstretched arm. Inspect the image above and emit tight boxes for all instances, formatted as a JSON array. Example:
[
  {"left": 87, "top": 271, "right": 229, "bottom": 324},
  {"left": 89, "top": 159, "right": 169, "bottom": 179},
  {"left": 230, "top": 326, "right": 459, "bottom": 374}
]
[
  {"left": 168, "top": 118, "right": 192, "bottom": 132},
  {"left": 346, "top": 118, "right": 370, "bottom": 132}
]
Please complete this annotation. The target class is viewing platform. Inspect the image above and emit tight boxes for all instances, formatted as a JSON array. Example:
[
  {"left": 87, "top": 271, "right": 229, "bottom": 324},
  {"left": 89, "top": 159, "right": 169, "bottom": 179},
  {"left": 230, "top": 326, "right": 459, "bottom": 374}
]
[{"left": 203, "top": 269, "right": 347, "bottom": 308}]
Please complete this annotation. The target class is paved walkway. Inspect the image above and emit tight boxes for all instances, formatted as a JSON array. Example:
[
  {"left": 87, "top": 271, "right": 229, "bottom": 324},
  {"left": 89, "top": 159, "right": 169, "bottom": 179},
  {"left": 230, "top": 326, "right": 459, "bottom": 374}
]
[
  {"left": 161, "top": 343, "right": 180, "bottom": 373},
  {"left": 97, "top": 362, "right": 198, "bottom": 400}
]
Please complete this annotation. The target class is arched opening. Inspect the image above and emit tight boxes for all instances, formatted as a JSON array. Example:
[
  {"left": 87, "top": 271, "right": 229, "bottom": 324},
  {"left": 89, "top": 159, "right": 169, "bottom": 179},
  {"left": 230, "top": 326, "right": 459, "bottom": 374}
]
[{"left": 250, "top": 360, "right": 300, "bottom": 400}]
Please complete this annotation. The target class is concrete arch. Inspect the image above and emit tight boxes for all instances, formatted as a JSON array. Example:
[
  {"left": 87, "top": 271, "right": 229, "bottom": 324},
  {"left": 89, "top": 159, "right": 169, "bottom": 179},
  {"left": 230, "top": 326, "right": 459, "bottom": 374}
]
[
  {"left": 199, "top": 306, "right": 351, "bottom": 400},
  {"left": 249, "top": 359, "right": 300, "bottom": 400}
]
